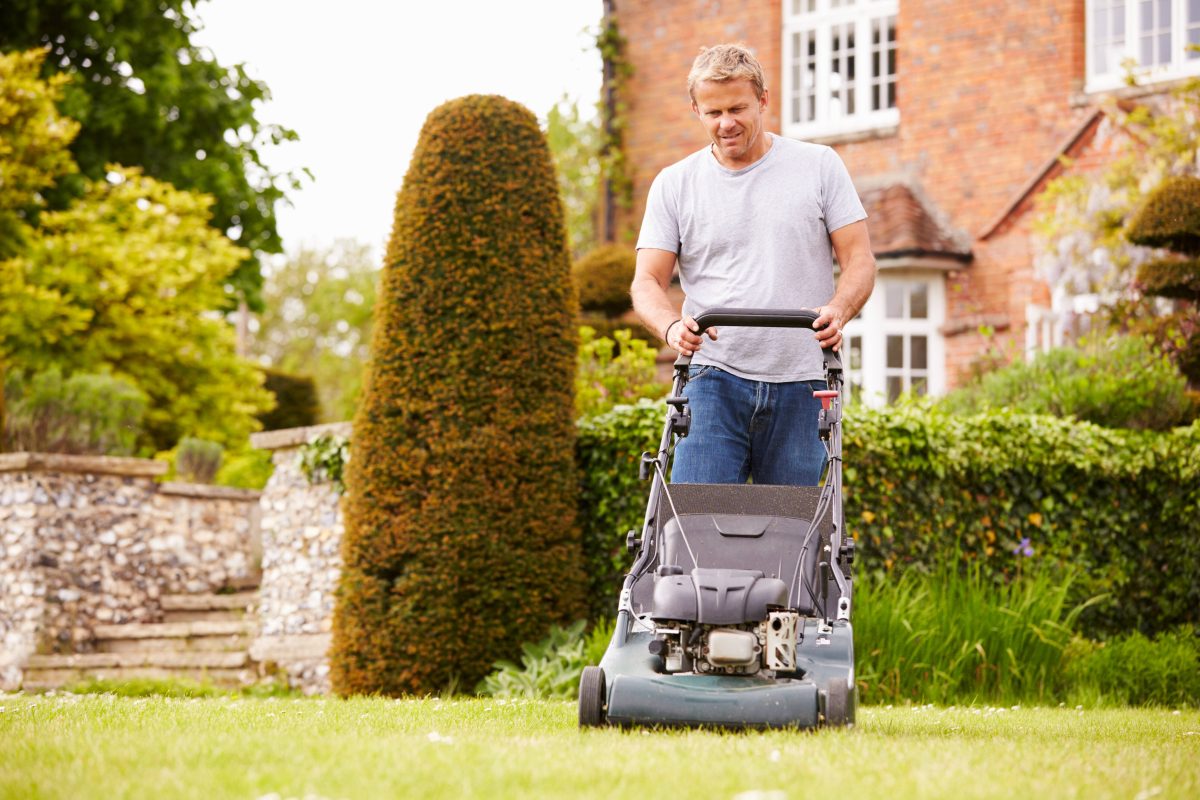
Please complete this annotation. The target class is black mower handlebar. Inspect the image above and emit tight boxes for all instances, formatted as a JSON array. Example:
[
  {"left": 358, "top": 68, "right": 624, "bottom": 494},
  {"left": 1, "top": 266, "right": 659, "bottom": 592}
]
[
  {"left": 690, "top": 307, "right": 821, "bottom": 335},
  {"left": 673, "top": 307, "right": 843, "bottom": 372}
]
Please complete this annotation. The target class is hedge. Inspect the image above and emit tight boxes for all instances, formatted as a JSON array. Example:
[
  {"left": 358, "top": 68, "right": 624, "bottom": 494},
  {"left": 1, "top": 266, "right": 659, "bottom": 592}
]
[
  {"left": 258, "top": 369, "right": 320, "bottom": 431},
  {"left": 572, "top": 244, "right": 636, "bottom": 317},
  {"left": 577, "top": 401, "right": 1200, "bottom": 636},
  {"left": 332, "top": 95, "right": 585, "bottom": 696}
]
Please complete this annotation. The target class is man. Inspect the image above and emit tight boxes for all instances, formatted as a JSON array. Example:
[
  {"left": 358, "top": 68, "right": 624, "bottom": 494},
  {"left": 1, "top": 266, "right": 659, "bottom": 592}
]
[{"left": 631, "top": 43, "right": 876, "bottom": 486}]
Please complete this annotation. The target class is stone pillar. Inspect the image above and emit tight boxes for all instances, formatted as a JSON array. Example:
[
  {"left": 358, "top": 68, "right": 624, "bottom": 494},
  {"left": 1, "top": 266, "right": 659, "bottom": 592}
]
[{"left": 249, "top": 423, "right": 350, "bottom": 694}]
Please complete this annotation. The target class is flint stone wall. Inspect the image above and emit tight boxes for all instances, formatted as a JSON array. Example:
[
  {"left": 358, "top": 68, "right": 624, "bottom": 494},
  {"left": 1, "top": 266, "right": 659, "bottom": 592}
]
[
  {"left": 249, "top": 422, "right": 349, "bottom": 695},
  {"left": 0, "top": 453, "right": 261, "bottom": 691}
]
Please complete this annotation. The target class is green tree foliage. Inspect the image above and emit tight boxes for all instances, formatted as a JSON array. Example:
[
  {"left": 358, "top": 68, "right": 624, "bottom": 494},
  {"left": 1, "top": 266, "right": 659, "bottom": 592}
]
[
  {"left": 938, "top": 334, "right": 1194, "bottom": 430},
  {"left": 333, "top": 95, "right": 586, "bottom": 696},
  {"left": 545, "top": 96, "right": 601, "bottom": 257},
  {"left": 576, "top": 327, "right": 665, "bottom": 418},
  {"left": 0, "top": 49, "right": 79, "bottom": 257},
  {"left": 0, "top": 166, "right": 273, "bottom": 451},
  {"left": 258, "top": 369, "right": 320, "bottom": 431},
  {"left": 0, "top": 0, "right": 303, "bottom": 307},
  {"left": 252, "top": 241, "right": 378, "bottom": 422}
]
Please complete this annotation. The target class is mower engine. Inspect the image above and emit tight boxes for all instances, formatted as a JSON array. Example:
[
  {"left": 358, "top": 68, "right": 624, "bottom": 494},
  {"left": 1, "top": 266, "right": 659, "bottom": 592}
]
[{"left": 648, "top": 610, "right": 802, "bottom": 676}]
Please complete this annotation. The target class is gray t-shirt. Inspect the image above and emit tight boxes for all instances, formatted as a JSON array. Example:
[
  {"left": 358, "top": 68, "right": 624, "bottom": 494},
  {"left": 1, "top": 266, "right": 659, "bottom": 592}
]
[{"left": 637, "top": 134, "right": 867, "bottom": 382}]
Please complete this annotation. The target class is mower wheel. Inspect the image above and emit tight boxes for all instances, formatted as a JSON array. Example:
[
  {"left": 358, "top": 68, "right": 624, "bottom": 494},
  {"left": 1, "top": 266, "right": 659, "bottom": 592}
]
[
  {"left": 823, "top": 678, "right": 852, "bottom": 727},
  {"left": 578, "top": 666, "right": 607, "bottom": 728}
]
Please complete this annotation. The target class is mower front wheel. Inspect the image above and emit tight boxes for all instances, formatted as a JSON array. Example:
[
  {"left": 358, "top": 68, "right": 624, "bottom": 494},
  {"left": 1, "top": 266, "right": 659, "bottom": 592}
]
[
  {"left": 823, "top": 678, "right": 852, "bottom": 727},
  {"left": 578, "top": 666, "right": 607, "bottom": 728}
]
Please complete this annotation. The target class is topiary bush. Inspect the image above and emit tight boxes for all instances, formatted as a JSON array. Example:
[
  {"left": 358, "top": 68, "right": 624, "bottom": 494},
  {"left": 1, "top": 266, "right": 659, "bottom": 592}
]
[
  {"left": 258, "top": 369, "right": 320, "bottom": 431},
  {"left": 1127, "top": 175, "right": 1200, "bottom": 255},
  {"left": 572, "top": 243, "right": 635, "bottom": 317},
  {"left": 332, "top": 95, "right": 586, "bottom": 696}
]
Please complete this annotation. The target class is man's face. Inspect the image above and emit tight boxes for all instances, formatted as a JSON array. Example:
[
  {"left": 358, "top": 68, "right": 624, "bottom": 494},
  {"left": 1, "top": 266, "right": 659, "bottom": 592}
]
[{"left": 691, "top": 79, "right": 769, "bottom": 168}]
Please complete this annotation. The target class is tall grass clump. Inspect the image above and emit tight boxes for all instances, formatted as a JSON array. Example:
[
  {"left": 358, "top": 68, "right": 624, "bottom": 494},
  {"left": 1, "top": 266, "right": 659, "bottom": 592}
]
[
  {"left": 1064, "top": 626, "right": 1200, "bottom": 707},
  {"left": 854, "top": 564, "right": 1093, "bottom": 705}
]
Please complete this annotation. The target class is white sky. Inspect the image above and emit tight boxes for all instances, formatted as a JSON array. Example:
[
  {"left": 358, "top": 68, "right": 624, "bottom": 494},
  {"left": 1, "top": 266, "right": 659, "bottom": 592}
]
[{"left": 191, "top": 0, "right": 603, "bottom": 258}]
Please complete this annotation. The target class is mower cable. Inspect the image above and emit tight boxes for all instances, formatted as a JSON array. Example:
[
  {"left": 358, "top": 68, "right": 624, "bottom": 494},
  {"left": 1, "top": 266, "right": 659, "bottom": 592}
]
[{"left": 653, "top": 461, "right": 698, "bottom": 570}]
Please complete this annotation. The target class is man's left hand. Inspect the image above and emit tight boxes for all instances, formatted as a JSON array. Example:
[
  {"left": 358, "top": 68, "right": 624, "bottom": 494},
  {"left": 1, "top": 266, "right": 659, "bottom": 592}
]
[{"left": 813, "top": 304, "right": 846, "bottom": 351}]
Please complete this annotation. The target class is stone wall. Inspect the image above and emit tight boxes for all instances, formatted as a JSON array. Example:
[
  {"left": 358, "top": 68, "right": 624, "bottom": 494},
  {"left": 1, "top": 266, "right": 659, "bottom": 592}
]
[
  {"left": 249, "top": 422, "right": 349, "bottom": 695},
  {"left": 0, "top": 453, "right": 261, "bottom": 691}
]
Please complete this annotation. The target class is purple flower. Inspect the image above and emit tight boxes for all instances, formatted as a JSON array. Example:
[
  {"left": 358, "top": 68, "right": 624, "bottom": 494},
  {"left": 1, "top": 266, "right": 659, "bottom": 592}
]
[{"left": 1012, "top": 537, "right": 1034, "bottom": 558}]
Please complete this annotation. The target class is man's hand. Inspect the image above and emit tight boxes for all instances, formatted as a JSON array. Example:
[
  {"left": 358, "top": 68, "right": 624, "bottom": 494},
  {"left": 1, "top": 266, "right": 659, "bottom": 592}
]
[
  {"left": 667, "top": 314, "right": 718, "bottom": 356},
  {"left": 812, "top": 304, "right": 847, "bottom": 351}
]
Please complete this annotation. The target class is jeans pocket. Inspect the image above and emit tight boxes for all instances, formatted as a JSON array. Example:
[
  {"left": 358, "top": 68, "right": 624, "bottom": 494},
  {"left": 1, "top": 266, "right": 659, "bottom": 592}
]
[{"left": 687, "top": 365, "right": 716, "bottom": 384}]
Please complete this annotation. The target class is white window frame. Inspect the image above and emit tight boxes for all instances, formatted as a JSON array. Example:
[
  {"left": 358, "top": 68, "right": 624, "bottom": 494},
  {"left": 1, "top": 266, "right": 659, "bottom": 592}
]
[
  {"left": 782, "top": 0, "right": 899, "bottom": 140},
  {"left": 1086, "top": 0, "right": 1200, "bottom": 93},
  {"left": 843, "top": 271, "right": 946, "bottom": 407}
]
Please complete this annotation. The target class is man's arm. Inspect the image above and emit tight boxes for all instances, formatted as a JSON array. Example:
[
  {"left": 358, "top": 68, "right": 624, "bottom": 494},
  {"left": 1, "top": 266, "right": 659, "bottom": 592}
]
[
  {"left": 813, "top": 220, "right": 877, "bottom": 351},
  {"left": 630, "top": 248, "right": 716, "bottom": 356}
]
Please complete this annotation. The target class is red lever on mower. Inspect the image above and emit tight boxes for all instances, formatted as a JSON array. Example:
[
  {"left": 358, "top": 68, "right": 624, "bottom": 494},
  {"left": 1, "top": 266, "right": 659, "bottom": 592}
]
[{"left": 812, "top": 389, "right": 839, "bottom": 410}]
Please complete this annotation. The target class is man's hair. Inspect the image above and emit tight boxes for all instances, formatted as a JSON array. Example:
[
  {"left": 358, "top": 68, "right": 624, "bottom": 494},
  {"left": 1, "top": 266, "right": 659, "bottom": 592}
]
[{"left": 687, "top": 43, "right": 766, "bottom": 102}]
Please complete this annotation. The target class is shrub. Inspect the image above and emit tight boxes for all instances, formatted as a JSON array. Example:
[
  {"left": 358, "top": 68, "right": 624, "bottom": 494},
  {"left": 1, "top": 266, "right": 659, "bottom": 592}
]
[
  {"left": 938, "top": 335, "right": 1194, "bottom": 430},
  {"left": 333, "top": 95, "right": 586, "bottom": 696},
  {"left": 476, "top": 619, "right": 613, "bottom": 699},
  {"left": 3, "top": 367, "right": 146, "bottom": 455},
  {"left": 174, "top": 437, "right": 223, "bottom": 484},
  {"left": 575, "top": 326, "right": 667, "bottom": 418},
  {"left": 298, "top": 433, "right": 349, "bottom": 493},
  {"left": 215, "top": 447, "right": 274, "bottom": 490},
  {"left": 575, "top": 400, "right": 1200, "bottom": 637},
  {"left": 258, "top": 369, "right": 320, "bottom": 431},
  {"left": 1063, "top": 626, "right": 1200, "bottom": 707},
  {"left": 573, "top": 244, "right": 635, "bottom": 317},
  {"left": 1127, "top": 175, "right": 1200, "bottom": 255}
]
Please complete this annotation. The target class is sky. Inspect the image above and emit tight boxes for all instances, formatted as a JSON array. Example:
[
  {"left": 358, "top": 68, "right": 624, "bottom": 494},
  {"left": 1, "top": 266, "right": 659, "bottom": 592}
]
[{"left": 191, "top": 0, "right": 603, "bottom": 259}]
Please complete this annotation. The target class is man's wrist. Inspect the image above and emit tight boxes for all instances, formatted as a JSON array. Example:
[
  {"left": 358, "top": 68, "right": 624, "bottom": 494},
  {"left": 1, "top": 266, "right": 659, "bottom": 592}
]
[{"left": 662, "top": 318, "right": 682, "bottom": 343}]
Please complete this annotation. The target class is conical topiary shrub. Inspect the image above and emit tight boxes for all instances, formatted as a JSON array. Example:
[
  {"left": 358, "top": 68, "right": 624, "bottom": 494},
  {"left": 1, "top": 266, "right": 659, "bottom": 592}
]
[
  {"left": 331, "top": 95, "right": 586, "bottom": 696},
  {"left": 1128, "top": 175, "right": 1200, "bottom": 385}
]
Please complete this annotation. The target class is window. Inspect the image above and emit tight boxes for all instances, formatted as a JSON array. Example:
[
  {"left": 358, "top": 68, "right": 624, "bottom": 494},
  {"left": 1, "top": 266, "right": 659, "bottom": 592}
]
[
  {"left": 782, "top": 0, "right": 898, "bottom": 140},
  {"left": 842, "top": 274, "right": 944, "bottom": 406},
  {"left": 1087, "top": 0, "right": 1200, "bottom": 91}
]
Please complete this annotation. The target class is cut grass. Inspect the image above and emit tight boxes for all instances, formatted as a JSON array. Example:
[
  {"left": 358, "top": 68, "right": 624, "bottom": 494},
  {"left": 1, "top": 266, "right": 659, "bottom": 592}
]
[{"left": 1, "top": 694, "right": 1197, "bottom": 800}]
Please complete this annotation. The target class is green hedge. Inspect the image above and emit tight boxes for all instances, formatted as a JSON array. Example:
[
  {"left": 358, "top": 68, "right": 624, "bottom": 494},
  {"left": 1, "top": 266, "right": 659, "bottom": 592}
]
[{"left": 576, "top": 401, "right": 1200, "bottom": 636}]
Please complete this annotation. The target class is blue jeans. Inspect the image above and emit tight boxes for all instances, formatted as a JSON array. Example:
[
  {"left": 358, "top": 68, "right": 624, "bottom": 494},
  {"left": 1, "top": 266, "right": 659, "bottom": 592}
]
[{"left": 671, "top": 365, "right": 827, "bottom": 486}]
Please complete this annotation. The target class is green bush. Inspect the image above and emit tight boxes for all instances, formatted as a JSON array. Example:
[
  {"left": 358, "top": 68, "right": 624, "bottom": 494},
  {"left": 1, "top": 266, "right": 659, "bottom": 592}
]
[
  {"left": 333, "top": 95, "right": 586, "bottom": 696},
  {"left": 3, "top": 367, "right": 146, "bottom": 455},
  {"left": 258, "top": 369, "right": 320, "bottom": 431},
  {"left": 476, "top": 619, "right": 613, "bottom": 700},
  {"left": 575, "top": 401, "right": 1200, "bottom": 637},
  {"left": 576, "top": 326, "right": 667, "bottom": 418},
  {"left": 572, "top": 244, "right": 635, "bottom": 317},
  {"left": 1064, "top": 626, "right": 1200, "bottom": 707},
  {"left": 938, "top": 335, "right": 1194, "bottom": 430},
  {"left": 174, "top": 437, "right": 223, "bottom": 484},
  {"left": 215, "top": 446, "right": 274, "bottom": 490},
  {"left": 1127, "top": 175, "right": 1200, "bottom": 255},
  {"left": 298, "top": 433, "right": 349, "bottom": 493}
]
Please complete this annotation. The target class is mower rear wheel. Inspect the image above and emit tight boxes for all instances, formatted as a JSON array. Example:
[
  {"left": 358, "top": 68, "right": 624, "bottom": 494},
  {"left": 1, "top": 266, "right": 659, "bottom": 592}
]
[
  {"left": 578, "top": 666, "right": 607, "bottom": 728},
  {"left": 823, "top": 678, "right": 851, "bottom": 727}
]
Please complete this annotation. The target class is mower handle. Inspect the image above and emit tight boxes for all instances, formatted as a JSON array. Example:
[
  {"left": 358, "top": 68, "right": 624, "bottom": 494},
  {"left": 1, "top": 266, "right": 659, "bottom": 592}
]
[
  {"left": 672, "top": 307, "right": 843, "bottom": 372},
  {"left": 691, "top": 307, "right": 821, "bottom": 335}
]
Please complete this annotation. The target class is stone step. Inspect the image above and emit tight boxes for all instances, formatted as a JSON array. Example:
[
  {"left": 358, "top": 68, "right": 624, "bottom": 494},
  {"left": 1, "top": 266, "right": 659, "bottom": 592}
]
[
  {"left": 95, "top": 620, "right": 256, "bottom": 640},
  {"left": 27, "top": 651, "right": 248, "bottom": 670},
  {"left": 161, "top": 591, "right": 258, "bottom": 623},
  {"left": 21, "top": 666, "right": 252, "bottom": 691}
]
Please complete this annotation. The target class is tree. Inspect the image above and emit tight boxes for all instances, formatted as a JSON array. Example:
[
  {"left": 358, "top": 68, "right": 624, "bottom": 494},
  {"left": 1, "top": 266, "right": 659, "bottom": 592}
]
[
  {"left": 252, "top": 240, "right": 378, "bottom": 422},
  {"left": 0, "top": 0, "right": 303, "bottom": 308},
  {"left": 333, "top": 95, "right": 586, "bottom": 696},
  {"left": 0, "top": 166, "right": 273, "bottom": 451},
  {"left": 545, "top": 96, "right": 602, "bottom": 257},
  {"left": 0, "top": 49, "right": 78, "bottom": 258}
]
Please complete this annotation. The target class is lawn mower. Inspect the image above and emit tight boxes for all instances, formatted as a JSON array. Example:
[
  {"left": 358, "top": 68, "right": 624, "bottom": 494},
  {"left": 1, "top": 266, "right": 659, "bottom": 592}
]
[{"left": 578, "top": 308, "right": 856, "bottom": 730}]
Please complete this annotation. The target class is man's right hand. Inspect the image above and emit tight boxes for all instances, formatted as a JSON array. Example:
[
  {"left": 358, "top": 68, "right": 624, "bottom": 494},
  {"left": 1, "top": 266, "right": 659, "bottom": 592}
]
[{"left": 667, "top": 315, "right": 718, "bottom": 356}]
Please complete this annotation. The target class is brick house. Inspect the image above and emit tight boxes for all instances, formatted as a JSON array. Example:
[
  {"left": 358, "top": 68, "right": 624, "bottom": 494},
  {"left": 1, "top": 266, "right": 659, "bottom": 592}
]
[{"left": 603, "top": 0, "right": 1200, "bottom": 401}]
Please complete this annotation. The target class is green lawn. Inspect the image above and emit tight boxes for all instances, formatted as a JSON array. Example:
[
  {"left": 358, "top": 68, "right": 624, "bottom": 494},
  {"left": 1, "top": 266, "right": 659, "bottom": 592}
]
[{"left": 1, "top": 693, "right": 1197, "bottom": 799}]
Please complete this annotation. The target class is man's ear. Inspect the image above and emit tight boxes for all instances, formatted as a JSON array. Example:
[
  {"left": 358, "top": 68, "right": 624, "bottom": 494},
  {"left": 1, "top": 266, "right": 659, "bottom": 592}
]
[
  {"left": 691, "top": 101, "right": 699, "bottom": 117},
  {"left": 759, "top": 88, "right": 770, "bottom": 111}
]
